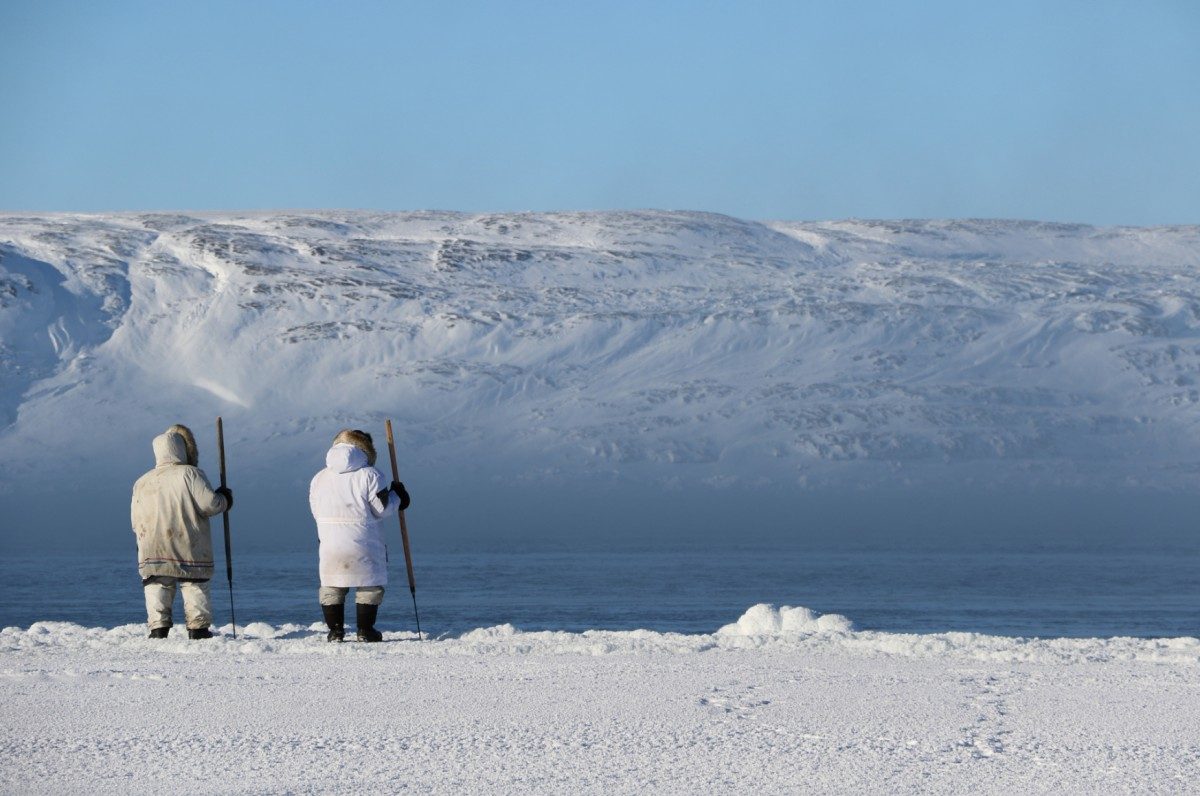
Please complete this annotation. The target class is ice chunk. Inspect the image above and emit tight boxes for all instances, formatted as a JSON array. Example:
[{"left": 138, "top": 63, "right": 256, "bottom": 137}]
[
  {"left": 459, "top": 623, "right": 519, "bottom": 641},
  {"left": 716, "top": 603, "right": 854, "bottom": 636},
  {"left": 240, "top": 622, "right": 277, "bottom": 638}
]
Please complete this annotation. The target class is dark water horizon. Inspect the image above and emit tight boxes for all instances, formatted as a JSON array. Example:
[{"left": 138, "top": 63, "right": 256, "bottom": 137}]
[{"left": 2, "top": 549, "right": 1198, "bottom": 639}]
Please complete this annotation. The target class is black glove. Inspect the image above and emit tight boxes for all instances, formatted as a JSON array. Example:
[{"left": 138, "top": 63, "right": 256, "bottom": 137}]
[
  {"left": 392, "top": 481, "right": 411, "bottom": 512},
  {"left": 215, "top": 486, "right": 233, "bottom": 511}
]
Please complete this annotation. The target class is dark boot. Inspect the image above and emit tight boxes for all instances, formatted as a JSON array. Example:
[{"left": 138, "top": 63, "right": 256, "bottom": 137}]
[
  {"left": 148, "top": 626, "right": 170, "bottom": 639},
  {"left": 322, "top": 603, "right": 345, "bottom": 642},
  {"left": 188, "top": 628, "right": 214, "bottom": 640},
  {"left": 356, "top": 603, "right": 382, "bottom": 642}
]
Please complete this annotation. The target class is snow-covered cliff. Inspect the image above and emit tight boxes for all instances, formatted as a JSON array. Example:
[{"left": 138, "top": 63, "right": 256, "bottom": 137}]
[{"left": 3, "top": 211, "right": 1199, "bottom": 549}]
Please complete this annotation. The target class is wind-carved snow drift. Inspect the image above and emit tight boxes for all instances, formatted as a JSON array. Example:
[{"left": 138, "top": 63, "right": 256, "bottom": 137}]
[{"left": 2, "top": 211, "right": 1200, "bottom": 543}]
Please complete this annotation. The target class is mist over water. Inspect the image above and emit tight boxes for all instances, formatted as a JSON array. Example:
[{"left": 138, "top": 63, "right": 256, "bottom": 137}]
[{"left": 6, "top": 478, "right": 1195, "bottom": 555}]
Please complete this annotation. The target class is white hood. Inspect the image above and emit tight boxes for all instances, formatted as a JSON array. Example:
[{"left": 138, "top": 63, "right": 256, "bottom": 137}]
[
  {"left": 325, "top": 443, "right": 367, "bottom": 474},
  {"left": 152, "top": 432, "right": 188, "bottom": 467}
]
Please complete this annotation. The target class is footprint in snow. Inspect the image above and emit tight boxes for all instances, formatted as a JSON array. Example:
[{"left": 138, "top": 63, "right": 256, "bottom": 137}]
[{"left": 698, "top": 684, "right": 771, "bottom": 719}]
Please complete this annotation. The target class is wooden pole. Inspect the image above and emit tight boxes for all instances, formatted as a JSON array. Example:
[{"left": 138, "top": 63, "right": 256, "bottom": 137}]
[
  {"left": 216, "top": 417, "right": 237, "bottom": 639},
  {"left": 385, "top": 419, "right": 422, "bottom": 640}
]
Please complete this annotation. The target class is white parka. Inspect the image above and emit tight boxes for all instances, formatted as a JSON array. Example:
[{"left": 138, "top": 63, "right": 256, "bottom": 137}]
[
  {"left": 131, "top": 432, "right": 228, "bottom": 581},
  {"left": 309, "top": 443, "right": 397, "bottom": 587}
]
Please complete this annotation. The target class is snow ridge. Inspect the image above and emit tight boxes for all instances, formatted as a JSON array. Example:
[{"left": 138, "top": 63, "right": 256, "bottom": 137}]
[{"left": 5, "top": 603, "right": 1198, "bottom": 665}]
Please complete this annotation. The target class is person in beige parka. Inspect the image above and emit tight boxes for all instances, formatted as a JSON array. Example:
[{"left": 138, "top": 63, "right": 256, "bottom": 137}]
[{"left": 130, "top": 425, "right": 233, "bottom": 639}]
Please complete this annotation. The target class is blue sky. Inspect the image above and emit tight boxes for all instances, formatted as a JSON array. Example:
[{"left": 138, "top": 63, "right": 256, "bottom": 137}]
[{"left": 1, "top": 1, "right": 1197, "bottom": 224}]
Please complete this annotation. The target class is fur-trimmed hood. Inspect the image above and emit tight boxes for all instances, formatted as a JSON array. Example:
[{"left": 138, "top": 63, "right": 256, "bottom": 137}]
[
  {"left": 332, "top": 428, "right": 376, "bottom": 466},
  {"left": 152, "top": 432, "right": 189, "bottom": 467},
  {"left": 166, "top": 424, "right": 199, "bottom": 466}
]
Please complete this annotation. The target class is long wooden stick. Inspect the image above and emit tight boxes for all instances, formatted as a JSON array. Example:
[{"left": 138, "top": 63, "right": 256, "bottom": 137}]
[
  {"left": 216, "top": 417, "right": 237, "bottom": 639},
  {"left": 385, "top": 419, "right": 422, "bottom": 640}
]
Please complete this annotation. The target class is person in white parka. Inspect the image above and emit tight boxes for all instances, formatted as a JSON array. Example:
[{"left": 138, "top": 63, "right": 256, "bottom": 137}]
[{"left": 309, "top": 429, "right": 410, "bottom": 642}]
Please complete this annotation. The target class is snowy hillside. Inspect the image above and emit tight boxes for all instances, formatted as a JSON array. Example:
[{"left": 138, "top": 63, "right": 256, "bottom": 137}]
[{"left": 2, "top": 211, "right": 1200, "bottom": 548}]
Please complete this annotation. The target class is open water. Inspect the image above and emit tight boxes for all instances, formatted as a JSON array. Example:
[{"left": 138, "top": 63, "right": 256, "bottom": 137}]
[{"left": 2, "top": 549, "right": 1198, "bottom": 638}]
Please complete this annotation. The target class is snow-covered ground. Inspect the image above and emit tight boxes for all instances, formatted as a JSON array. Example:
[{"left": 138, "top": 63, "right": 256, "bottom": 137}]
[
  {"left": 2, "top": 605, "right": 1197, "bottom": 794},
  {"left": 3, "top": 211, "right": 1200, "bottom": 547}
]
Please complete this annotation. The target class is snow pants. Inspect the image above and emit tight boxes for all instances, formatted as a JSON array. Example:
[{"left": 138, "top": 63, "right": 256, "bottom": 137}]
[
  {"left": 144, "top": 576, "right": 212, "bottom": 631},
  {"left": 319, "top": 585, "right": 384, "bottom": 606}
]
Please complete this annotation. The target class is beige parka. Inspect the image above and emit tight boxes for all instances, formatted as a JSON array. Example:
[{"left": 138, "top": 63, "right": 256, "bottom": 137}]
[{"left": 131, "top": 432, "right": 228, "bottom": 581}]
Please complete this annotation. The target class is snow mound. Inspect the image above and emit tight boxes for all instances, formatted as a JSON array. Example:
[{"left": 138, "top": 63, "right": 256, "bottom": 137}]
[
  {"left": 716, "top": 603, "right": 855, "bottom": 636},
  {"left": 239, "top": 622, "right": 282, "bottom": 638},
  {"left": 459, "top": 623, "right": 520, "bottom": 640}
]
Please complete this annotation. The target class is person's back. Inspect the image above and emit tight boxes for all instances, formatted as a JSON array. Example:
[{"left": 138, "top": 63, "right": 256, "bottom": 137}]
[
  {"left": 309, "top": 429, "right": 409, "bottom": 642},
  {"left": 309, "top": 442, "right": 390, "bottom": 586},
  {"left": 132, "top": 435, "right": 221, "bottom": 578},
  {"left": 131, "top": 430, "right": 231, "bottom": 638}
]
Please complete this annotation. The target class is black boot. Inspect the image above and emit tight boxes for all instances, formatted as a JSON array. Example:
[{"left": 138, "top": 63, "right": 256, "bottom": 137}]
[
  {"left": 322, "top": 603, "right": 345, "bottom": 642},
  {"left": 148, "top": 626, "right": 170, "bottom": 639},
  {"left": 188, "top": 628, "right": 214, "bottom": 640},
  {"left": 356, "top": 603, "right": 382, "bottom": 642}
]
